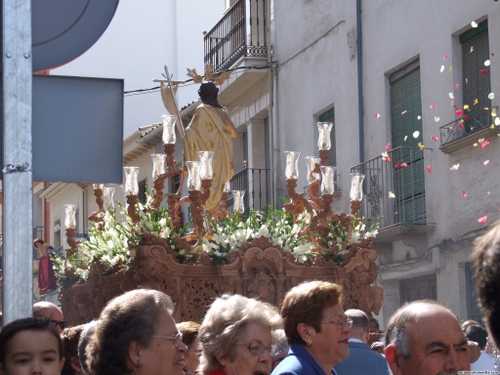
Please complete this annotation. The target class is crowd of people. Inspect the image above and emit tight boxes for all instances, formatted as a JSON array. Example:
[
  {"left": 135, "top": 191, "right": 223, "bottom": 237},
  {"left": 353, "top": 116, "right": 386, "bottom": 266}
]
[{"left": 0, "top": 220, "right": 499, "bottom": 375}]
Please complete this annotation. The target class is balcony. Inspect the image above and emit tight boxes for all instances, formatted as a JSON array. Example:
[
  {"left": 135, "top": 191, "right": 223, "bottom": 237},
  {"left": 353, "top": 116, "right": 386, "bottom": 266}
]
[
  {"left": 350, "top": 147, "right": 433, "bottom": 238},
  {"left": 204, "top": 0, "right": 268, "bottom": 73},
  {"left": 439, "top": 109, "right": 498, "bottom": 153},
  {"left": 228, "top": 167, "right": 271, "bottom": 213}
]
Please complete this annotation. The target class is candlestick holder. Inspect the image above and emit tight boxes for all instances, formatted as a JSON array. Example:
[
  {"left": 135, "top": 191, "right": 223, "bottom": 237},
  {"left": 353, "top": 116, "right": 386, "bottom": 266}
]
[{"left": 88, "top": 184, "right": 105, "bottom": 223}]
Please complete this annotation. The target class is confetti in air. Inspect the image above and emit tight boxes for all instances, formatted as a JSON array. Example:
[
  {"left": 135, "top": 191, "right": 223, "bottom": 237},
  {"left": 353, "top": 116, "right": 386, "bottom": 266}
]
[
  {"left": 462, "top": 190, "right": 467, "bottom": 197},
  {"left": 431, "top": 136, "right": 439, "bottom": 142},
  {"left": 482, "top": 140, "right": 490, "bottom": 149},
  {"left": 427, "top": 165, "right": 431, "bottom": 173},
  {"left": 375, "top": 113, "right": 381, "bottom": 119},
  {"left": 495, "top": 117, "right": 500, "bottom": 126},
  {"left": 413, "top": 131, "right": 420, "bottom": 138},
  {"left": 434, "top": 116, "right": 440, "bottom": 123},
  {"left": 449, "top": 93, "right": 454, "bottom": 99},
  {"left": 417, "top": 115, "right": 422, "bottom": 120},
  {"left": 450, "top": 164, "right": 460, "bottom": 171},
  {"left": 404, "top": 135, "right": 408, "bottom": 141},
  {"left": 471, "top": 21, "right": 478, "bottom": 28},
  {"left": 385, "top": 143, "right": 391, "bottom": 151},
  {"left": 388, "top": 192, "right": 396, "bottom": 199},
  {"left": 488, "top": 93, "right": 495, "bottom": 100},
  {"left": 401, "top": 110, "right": 408, "bottom": 115},
  {"left": 430, "top": 104, "right": 436, "bottom": 109},
  {"left": 484, "top": 160, "right": 490, "bottom": 166},
  {"left": 480, "top": 69, "right": 488, "bottom": 74},
  {"left": 456, "top": 109, "right": 463, "bottom": 116},
  {"left": 456, "top": 83, "right": 460, "bottom": 89},
  {"left": 440, "top": 65, "right": 445, "bottom": 73},
  {"left": 478, "top": 216, "right": 488, "bottom": 224},
  {"left": 444, "top": 55, "right": 449, "bottom": 60},
  {"left": 485, "top": 60, "right": 491, "bottom": 67},
  {"left": 418, "top": 142, "right": 425, "bottom": 150}
]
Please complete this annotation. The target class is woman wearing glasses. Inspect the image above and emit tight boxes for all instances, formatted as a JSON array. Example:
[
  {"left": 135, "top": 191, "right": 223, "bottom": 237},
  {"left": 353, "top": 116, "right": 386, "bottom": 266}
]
[
  {"left": 198, "top": 294, "right": 283, "bottom": 375},
  {"left": 272, "top": 281, "right": 352, "bottom": 375},
  {"left": 86, "top": 289, "right": 187, "bottom": 375}
]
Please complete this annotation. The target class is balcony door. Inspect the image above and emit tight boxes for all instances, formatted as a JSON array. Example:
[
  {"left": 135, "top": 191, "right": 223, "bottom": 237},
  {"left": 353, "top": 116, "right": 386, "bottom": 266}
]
[{"left": 390, "top": 62, "right": 426, "bottom": 224}]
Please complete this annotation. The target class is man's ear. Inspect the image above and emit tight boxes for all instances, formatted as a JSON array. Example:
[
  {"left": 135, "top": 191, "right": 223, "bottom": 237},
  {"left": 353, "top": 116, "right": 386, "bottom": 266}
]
[
  {"left": 384, "top": 345, "right": 402, "bottom": 375},
  {"left": 364, "top": 328, "right": 370, "bottom": 343},
  {"left": 128, "top": 340, "right": 142, "bottom": 367},
  {"left": 215, "top": 354, "right": 229, "bottom": 367}
]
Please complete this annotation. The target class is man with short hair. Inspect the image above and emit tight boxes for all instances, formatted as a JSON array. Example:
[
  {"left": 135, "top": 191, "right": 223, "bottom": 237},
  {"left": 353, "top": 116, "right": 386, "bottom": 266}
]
[
  {"left": 465, "top": 324, "right": 496, "bottom": 371},
  {"left": 333, "top": 309, "right": 391, "bottom": 375},
  {"left": 33, "top": 301, "right": 66, "bottom": 334},
  {"left": 385, "top": 300, "right": 470, "bottom": 375},
  {"left": 474, "top": 220, "right": 500, "bottom": 347}
]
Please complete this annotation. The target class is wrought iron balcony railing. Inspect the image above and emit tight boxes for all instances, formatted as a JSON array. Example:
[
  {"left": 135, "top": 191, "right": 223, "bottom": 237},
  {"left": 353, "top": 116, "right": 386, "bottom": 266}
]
[
  {"left": 350, "top": 146, "right": 427, "bottom": 230},
  {"left": 204, "top": 0, "right": 268, "bottom": 72},
  {"left": 439, "top": 109, "right": 492, "bottom": 146},
  {"left": 228, "top": 168, "right": 271, "bottom": 213}
]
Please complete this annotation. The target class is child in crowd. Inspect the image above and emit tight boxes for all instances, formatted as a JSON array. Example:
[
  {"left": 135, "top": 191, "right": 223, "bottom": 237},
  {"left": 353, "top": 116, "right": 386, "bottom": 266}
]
[{"left": 0, "top": 317, "right": 65, "bottom": 375}]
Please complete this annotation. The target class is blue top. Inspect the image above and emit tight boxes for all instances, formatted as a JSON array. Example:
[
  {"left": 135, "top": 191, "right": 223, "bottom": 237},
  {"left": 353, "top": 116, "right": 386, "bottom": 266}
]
[
  {"left": 272, "top": 344, "right": 338, "bottom": 375},
  {"left": 333, "top": 341, "right": 391, "bottom": 375}
]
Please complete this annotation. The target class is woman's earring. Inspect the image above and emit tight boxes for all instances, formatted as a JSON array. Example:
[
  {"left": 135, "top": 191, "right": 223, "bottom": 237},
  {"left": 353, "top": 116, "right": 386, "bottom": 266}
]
[
  {"left": 137, "top": 359, "right": 143, "bottom": 367},
  {"left": 307, "top": 340, "right": 312, "bottom": 346}
]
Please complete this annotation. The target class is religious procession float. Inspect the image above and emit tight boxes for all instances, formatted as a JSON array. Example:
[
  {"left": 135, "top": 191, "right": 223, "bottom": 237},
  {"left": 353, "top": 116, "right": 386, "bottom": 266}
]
[{"left": 54, "top": 66, "right": 384, "bottom": 326}]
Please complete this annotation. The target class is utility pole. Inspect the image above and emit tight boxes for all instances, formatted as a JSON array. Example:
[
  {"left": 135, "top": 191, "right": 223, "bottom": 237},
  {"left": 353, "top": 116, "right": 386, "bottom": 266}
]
[{"left": 2, "top": 0, "right": 34, "bottom": 322}]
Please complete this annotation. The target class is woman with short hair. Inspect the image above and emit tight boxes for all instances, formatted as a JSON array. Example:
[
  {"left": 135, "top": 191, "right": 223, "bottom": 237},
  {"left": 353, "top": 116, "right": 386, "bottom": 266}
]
[
  {"left": 87, "top": 289, "right": 187, "bottom": 375},
  {"left": 272, "top": 281, "right": 352, "bottom": 375},
  {"left": 198, "top": 294, "right": 283, "bottom": 375},
  {"left": 177, "top": 321, "right": 202, "bottom": 374}
]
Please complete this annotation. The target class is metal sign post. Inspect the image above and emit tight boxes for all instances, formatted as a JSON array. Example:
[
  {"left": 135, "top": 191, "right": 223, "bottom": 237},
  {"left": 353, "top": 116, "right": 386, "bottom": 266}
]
[{"left": 2, "top": 0, "right": 34, "bottom": 322}]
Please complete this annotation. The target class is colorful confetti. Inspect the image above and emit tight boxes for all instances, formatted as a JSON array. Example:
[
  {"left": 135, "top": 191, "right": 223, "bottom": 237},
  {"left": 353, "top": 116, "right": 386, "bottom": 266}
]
[
  {"left": 450, "top": 164, "right": 460, "bottom": 171},
  {"left": 427, "top": 165, "right": 431, "bottom": 173},
  {"left": 431, "top": 136, "right": 439, "bottom": 142},
  {"left": 444, "top": 55, "right": 449, "bottom": 60},
  {"left": 473, "top": 99, "right": 479, "bottom": 105},
  {"left": 395, "top": 162, "right": 401, "bottom": 169},
  {"left": 478, "top": 216, "right": 488, "bottom": 224},
  {"left": 464, "top": 104, "right": 470, "bottom": 111},
  {"left": 375, "top": 113, "right": 381, "bottom": 119},
  {"left": 418, "top": 142, "right": 424, "bottom": 150},
  {"left": 413, "top": 131, "right": 420, "bottom": 138},
  {"left": 456, "top": 83, "right": 460, "bottom": 89},
  {"left": 401, "top": 162, "right": 408, "bottom": 168},
  {"left": 495, "top": 117, "right": 500, "bottom": 126},
  {"left": 482, "top": 140, "right": 490, "bottom": 149},
  {"left": 462, "top": 190, "right": 467, "bottom": 197},
  {"left": 401, "top": 110, "right": 408, "bottom": 115},
  {"left": 484, "top": 160, "right": 490, "bottom": 165},
  {"left": 385, "top": 143, "right": 391, "bottom": 151},
  {"left": 382, "top": 152, "right": 391, "bottom": 162},
  {"left": 488, "top": 93, "right": 495, "bottom": 100},
  {"left": 417, "top": 115, "right": 422, "bottom": 120},
  {"left": 434, "top": 116, "right": 440, "bottom": 123},
  {"left": 404, "top": 135, "right": 408, "bottom": 141},
  {"left": 449, "top": 66, "right": 453, "bottom": 72},
  {"left": 449, "top": 93, "right": 454, "bottom": 99},
  {"left": 485, "top": 60, "right": 491, "bottom": 67},
  {"left": 430, "top": 104, "right": 436, "bottom": 109},
  {"left": 481, "top": 69, "right": 488, "bottom": 74},
  {"left": 440, "top": 65, "right": 445, "bottom": 73},
  {"left": 456, "top": 109, "right": 463, "bottom": 116},
  {"left": 388, "top": 192, "right": 396, "bottom": 198},
  {"left": 471, "top": 21, "right": 478, "bottom": 28},
  {"left": 470, "top": 47, "right": 474, "bottom": 53}
]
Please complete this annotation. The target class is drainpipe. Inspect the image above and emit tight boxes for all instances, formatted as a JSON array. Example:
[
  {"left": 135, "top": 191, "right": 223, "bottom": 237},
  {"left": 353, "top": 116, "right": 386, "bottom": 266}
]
[
  {"left": 356, "top": 0, "right": 365, "bottom": 164},
  {"left": 268, "top": 0, "right": 279, "bottom": 207}
]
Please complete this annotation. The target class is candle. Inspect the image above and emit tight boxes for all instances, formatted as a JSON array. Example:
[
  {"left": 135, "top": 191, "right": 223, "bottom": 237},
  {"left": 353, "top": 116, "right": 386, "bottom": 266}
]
[
  {"left": 124, "top": 166, "right": 140, "bottom": 195},
  {"left": 64, "top": 204, "right": 77, "bottom": 229},
  {"left": 285, "top": 151, "right": 300, "bottom": 180},
  {"left": 186, "top": 161, "right": 202, "bottom": 190},
  {"left": 317, "top": 122, "right": 333, "bottom": 151},
  {"left": 349, "top": 173, "right": 365, "bottom": 201},
  {"left": 103, "top": 187, "right": 115, "bottom": 211},
  {"left": 151, "top": 154, "right": 166, "bottom": 180},
  {"left": 320, "top": 166, "right": 336, "bottom": 194},
  {"left": 198, "top": 151, "right": 214, "bottom": 180},
  {"left": 162, "top": 115, "right": 176, "bottom": 144}
]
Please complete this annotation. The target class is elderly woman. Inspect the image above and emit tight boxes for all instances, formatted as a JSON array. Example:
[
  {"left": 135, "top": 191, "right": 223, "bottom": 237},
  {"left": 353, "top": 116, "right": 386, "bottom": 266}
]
[
  {"left": 198, "top": 294, "right": 283, "bottom": 375},
  {"left": 177, "top": 321, "right": 201, "bottom": 374},
  {"left": 272, "top": 281, "right": 352, "bottom": 375},
  {"left": 87, "top": 289, "right": 187, "bottom": 375}
]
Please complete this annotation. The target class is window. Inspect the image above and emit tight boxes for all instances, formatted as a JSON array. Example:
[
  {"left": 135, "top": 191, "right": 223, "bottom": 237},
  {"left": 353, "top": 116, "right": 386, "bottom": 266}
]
[
  {"left": 400, "top": 274, "right": 437, "bottom": 304},
  {"left": 460, "top": 20, "right": 491, "bottom": 136},
  {"left": 465, "top": 261, "right": 483, "bottom": 323},
  {"left": 390, "top": 62, "right": 426, "bottom": 224},
  {"left": 318, "top": 108, "right": 336, "bottom": 167}
]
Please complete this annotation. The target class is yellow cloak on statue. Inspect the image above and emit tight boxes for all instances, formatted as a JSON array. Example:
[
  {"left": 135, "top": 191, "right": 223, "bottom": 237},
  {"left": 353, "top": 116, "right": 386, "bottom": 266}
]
[{"left": 183, "top": 103, "right": 235, "bottom": 211}]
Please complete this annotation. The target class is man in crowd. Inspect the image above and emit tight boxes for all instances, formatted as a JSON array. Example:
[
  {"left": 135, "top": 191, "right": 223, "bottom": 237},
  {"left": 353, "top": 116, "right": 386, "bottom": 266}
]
[
  {"left": 465, "top": 324, "right": 496, "bottom": 371},
  {"left": 474, "top": 220, "right": 500, "bottom": 347},
  {"left": 33, "top": 301, "right": 66, "bottom": 334},
  {"left": 384, "top": 300, "right": 470, "bottom": 375},
  {"left": 334, "top": 309, "right": 391, "bottom": 374}
]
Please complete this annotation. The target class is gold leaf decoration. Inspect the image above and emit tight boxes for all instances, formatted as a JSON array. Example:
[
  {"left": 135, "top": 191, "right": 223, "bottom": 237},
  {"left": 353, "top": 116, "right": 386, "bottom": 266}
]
[
  {"left": 214, "top": 71, "right": 231, "bottom": 86},
  {"left": 204, "top": 63, "right": 214, "bottom": 81},
  {"left": 186, "top": 68, "right": 203, "bottom": 84}
]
